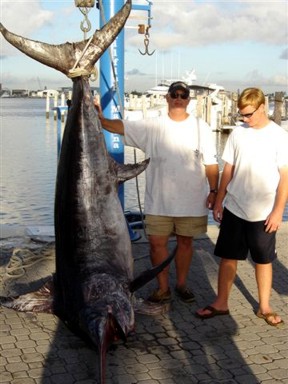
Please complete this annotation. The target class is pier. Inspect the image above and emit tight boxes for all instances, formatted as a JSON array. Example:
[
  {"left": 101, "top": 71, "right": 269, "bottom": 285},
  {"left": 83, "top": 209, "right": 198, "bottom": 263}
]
[{"left": 0, "top": 223, "right": 287, "bottom": 383}]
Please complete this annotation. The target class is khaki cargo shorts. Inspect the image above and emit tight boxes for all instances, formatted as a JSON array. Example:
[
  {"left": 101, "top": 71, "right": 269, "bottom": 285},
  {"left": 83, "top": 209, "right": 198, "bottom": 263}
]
[{"left": 145, "top": 214, "right": 208, "bottom": 237}]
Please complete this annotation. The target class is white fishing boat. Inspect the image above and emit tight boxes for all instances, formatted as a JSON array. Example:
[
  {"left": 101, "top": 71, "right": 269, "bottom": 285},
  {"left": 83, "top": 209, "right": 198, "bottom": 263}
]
[
  {"left": 125, "top": 69, "right": 227, "bottom": 131},
  {"left": 0, "top": 90, "right": 11, "bottom": 97},
  {"left": 144, "top": 69, "right": 198, "bottom": 96}
]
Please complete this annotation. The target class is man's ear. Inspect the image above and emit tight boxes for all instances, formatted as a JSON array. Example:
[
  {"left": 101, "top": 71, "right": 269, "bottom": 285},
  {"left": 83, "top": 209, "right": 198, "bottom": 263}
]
[{"left": 259, "top": 103, "right": 266, "bottom": 112}]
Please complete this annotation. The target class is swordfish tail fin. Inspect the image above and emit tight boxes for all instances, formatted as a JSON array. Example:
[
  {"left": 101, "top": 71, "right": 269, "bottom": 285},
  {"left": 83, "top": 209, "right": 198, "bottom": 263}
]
[{"left": 0, "top": 0, "right": 131, "bottom": 77}]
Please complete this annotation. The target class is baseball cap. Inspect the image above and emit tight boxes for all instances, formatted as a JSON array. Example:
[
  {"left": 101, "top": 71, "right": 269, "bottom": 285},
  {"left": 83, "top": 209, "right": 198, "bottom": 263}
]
[{"left": 168, "top": 81, "right": 190, "bottom": 97}]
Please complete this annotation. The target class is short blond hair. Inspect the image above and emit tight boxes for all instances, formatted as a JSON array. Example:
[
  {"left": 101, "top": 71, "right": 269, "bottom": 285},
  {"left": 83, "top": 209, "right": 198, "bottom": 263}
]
[{"left": 238, "top": 88, "right": 265, "bottom": 110}]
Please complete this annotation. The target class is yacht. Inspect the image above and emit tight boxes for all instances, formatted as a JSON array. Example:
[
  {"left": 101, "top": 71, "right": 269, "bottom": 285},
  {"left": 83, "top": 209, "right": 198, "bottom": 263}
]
[{"left": 144, "top": 69, "right": 198, "bottom": 96}]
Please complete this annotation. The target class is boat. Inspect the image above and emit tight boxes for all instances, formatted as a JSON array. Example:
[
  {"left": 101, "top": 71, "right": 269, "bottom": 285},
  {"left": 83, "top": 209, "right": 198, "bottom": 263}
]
[
  {"left": 144, "top": 69, "right": 198, "bottom": 96},
  {"left": 125, "top": 69, "right": 227, "bottom": 126},
  {"left": 0, "top": 89, "right": 11, "bottom": 98}
]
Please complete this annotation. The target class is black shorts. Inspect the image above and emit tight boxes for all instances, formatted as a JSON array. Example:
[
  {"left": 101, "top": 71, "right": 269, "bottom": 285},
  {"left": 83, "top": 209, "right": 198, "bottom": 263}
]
[{"left": 214, "top": 208, "right": 277, "bottom": 264}]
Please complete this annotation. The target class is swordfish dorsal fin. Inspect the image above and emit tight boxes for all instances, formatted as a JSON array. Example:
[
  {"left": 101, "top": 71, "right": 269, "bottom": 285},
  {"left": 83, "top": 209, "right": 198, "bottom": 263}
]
[
  {"left": 112, "top": 157, "right": 150, "bottom": 184},
  {"left": 0, "top": 0, "right": 131, "bottom": 77}
]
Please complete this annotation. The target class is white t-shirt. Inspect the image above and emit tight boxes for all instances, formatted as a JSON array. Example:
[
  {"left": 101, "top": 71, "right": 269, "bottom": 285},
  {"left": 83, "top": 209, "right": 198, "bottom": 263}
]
[
  {"left": 223, "top": 121, "right": 288, "bottom": 221},
  {"left": 124, "top": 114, "right": 218, "bottom": 216}
]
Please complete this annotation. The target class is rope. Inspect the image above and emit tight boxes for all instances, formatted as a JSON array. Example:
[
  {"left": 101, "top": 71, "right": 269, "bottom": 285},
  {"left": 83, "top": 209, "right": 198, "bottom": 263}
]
[
  {"left": 68, "top": 34, "right": 96, "bottom": 79},
  {"left": 4, "top": 247, "right": 54, "bottom": 279},
  {"left": 68, "top": 68, "right": 92, "bottom": 78},
  {"left": 133, "top": 149, "right": 147, "bottom": 239}
]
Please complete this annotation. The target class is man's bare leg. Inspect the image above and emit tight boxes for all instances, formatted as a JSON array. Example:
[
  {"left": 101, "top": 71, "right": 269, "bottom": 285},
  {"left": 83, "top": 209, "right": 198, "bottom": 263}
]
[{"left": 196, "top": 258, "right": 237, "bottom": 316}]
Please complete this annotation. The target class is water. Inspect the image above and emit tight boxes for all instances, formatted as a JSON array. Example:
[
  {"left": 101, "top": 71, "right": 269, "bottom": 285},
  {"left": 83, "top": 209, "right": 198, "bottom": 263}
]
[
  {"left": 1, "top": 98, "right": 58, "bottom": 226},
  {"left": 1, "top": 98, "right": 287, "bottom": 227}
]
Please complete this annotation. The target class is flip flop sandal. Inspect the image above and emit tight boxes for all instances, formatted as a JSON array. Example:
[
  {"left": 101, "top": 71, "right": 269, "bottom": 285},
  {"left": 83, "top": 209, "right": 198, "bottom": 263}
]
[
  {"left": 256, "top": 311, "right": 284, "bottom": 327},
  {"left": 195, "top": 305, "right": 230, "bottom": 319}
]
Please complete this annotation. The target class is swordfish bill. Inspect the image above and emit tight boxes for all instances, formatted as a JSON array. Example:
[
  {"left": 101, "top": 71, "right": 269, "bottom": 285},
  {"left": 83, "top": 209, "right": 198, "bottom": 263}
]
[{"left": 0, "top": 0, "right": 132, "bottom": 77}]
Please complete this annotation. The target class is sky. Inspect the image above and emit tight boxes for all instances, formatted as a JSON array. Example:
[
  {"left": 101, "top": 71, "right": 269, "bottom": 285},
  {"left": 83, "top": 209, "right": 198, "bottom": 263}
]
[{"left": 1, "top": 0, "right": 287, "bottom": 95}]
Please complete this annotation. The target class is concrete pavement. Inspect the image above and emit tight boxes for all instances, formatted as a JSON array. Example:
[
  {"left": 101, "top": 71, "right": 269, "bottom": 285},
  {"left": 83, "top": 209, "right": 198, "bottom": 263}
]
[{"left": 0, "top": 223, "right": 287, "bottom": 384}]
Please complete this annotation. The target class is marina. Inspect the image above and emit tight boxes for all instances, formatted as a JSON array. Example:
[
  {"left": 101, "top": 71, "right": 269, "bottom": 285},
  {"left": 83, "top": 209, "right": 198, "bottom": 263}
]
[
  {"left": 1, "top": 1, "right": 288, "bottom": 383},
  {"left": 1, "top": 220, "right": 288, "bottom": 384},
  {"left": 1, "top": 97, "right": 288, "bottom": 231}
]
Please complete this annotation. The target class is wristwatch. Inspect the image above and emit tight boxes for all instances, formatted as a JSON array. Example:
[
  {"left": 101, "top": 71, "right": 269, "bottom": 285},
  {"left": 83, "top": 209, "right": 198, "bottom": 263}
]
[{"left": 210, "top": 189, "right": 218, "bottom": 194}]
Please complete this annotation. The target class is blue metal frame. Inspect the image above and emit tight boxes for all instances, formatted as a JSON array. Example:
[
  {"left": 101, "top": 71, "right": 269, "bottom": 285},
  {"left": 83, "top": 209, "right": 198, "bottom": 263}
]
[
  {"left": 98, "top": 0, "right": 153, "bottom": 242},
  {"left": 99, "top": 0, "right": 125, "bottom": 208},
  {"left": 99, "top": 0, "right": 153, "bottom": 210}
]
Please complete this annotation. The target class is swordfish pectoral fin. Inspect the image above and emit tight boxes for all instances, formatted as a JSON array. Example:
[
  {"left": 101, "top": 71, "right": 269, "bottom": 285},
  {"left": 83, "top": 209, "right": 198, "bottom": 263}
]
[
  {"left": 129, "top": 246, "right": 177, "bottom": 293},
  {"left": 113, "top": 158, "right": 150, "bottom": 184}
]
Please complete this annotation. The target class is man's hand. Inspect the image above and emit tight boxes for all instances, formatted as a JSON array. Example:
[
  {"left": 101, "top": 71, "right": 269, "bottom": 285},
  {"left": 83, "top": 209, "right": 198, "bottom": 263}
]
[
  {"left": 213, "top": 201, "right": 223, "bottom": 223},
  {"left": 264, "top": 211, "right": 283, "bottom": 233},
  {"left": 206, "top": 192, "right": 217, "bottom": 210},
  {"left": 93, "top": 96, "right": 103, "bottom": 119}
]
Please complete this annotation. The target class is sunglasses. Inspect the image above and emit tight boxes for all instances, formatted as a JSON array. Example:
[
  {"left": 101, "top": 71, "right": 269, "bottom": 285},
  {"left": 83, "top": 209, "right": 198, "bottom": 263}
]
[
  {"left": 237, "top": 106, "right": 259, "bottom": 119},
  {"left": 169, "top": 92, "right": 190, "bottom": 100}
]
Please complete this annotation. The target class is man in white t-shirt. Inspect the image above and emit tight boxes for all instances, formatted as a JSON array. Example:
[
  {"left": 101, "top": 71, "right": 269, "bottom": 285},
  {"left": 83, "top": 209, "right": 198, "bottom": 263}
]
[
  {"left": 196, "top": 88, "right": 288, "bottom": 326},
  {"left": 96, "top": 81, "right": 219, "bottom": 303}
]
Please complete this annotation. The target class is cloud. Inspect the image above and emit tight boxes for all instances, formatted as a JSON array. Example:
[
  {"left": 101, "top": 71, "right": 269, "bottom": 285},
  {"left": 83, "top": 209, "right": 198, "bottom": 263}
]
[
  {"left": 1, "top": 1, "right": 79, "bottom": 56},
  {"left": 1, "top": 0, "right": 287, "bottom": 94},
  {"left": 3, "top": 1, "right": 286, "bottom": 54},
  {"left": 126, "top": 68, "right": 146, "bottom": 76},
  {"left": 2, "top": 1, "right": 53, "bottom": 35},
  {"left": 127, "top": 0, "right": 288, "bottom": 50},
  {"left": 1, "top": 69, "right": 70, "bottom": 90},
  {"left": 244, "top": 69, "right": 287, "bottom": 87},
  {"left": 1, "top": 1, "right": 54, "bottom": 55},
  {"left": 280, "top": 48, "right": 288, "bottom": 60}
]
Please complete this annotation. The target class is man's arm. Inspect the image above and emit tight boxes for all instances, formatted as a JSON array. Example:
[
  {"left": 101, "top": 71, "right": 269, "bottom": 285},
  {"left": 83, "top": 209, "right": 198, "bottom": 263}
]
[
  {"left": 94, "top": 97, "right": 125, "bottom": 135},
  {"left": 205, "top": 164, "right": 219, "bottom": 191},
  {"left": 265, "top": 165, "right": 288, "bottom": 233},
  {"left": 99, "top": 116, "right": 125, "bottom": 135},
  {"left": 213, "top": 162, "right": 234, "bottom": 223},
  {"left": 205, "top": 164, "right": 219, "bottom": 209}
]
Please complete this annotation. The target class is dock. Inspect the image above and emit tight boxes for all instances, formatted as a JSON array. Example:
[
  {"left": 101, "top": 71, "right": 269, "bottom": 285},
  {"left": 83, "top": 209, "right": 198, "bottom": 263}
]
[{"left": 0, "top": 223, "right": 287, "bottom": 383}]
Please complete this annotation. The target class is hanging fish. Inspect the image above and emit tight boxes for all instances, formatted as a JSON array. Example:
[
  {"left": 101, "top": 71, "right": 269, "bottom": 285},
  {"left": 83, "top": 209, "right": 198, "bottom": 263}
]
[{"left": 0, "top": 1, "right": 174, "bottom": 383}]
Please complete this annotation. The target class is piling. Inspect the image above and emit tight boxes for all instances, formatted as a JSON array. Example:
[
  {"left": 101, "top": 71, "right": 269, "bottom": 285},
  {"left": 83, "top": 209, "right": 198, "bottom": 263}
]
[
  {"left": 45, "top": 94, "right": 50, "bottom": 119},
  {"left": 60, "top": 93, "right": 66, "bottom": 122},
  {"left": 141, "top": 95, "right": 147, "bottom": 118},
  {"left": 231, "top": 92, "right": 238, "bottom": 123},
  {"left": 53, "top": 95, "right": 58, "bottom": 120},
  {"left": 274, "top": 92, "right": 285, "bottom": 125}
]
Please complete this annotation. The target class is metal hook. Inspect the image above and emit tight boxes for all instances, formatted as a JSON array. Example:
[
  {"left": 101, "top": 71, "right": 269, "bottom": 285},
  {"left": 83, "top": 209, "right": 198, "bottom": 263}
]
[
  {"left": 138, "top": 26, "right": 155, "bottom": 56},
  {"left": 79, "top": 7, "right": 92, "bottom": 40}
]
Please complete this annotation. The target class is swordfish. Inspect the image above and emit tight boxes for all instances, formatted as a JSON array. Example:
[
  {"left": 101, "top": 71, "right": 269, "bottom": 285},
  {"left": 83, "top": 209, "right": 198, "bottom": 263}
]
[{"left": 0, "top": 1, "right": 175, "bottom": 382}]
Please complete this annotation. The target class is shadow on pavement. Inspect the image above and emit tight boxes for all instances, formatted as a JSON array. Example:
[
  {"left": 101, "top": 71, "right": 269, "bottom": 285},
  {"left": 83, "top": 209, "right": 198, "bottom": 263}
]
[{"left": 2, "top": 233, "right": 286, "bottom": 383}]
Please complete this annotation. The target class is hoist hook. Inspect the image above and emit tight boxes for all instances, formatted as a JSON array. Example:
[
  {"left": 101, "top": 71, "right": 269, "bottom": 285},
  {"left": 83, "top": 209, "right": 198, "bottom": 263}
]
[
  {"left": 78, "top": 7, "right": 92, "bottom": 40},
  {"left": 138, "top": 25, "right": 155, "bottom": 56},
  {"left": 74, "top": 1, "right": 97, "bottom": 80},
  {"left": 80, "top": 16, "right": 92, "bottom": 36}
]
